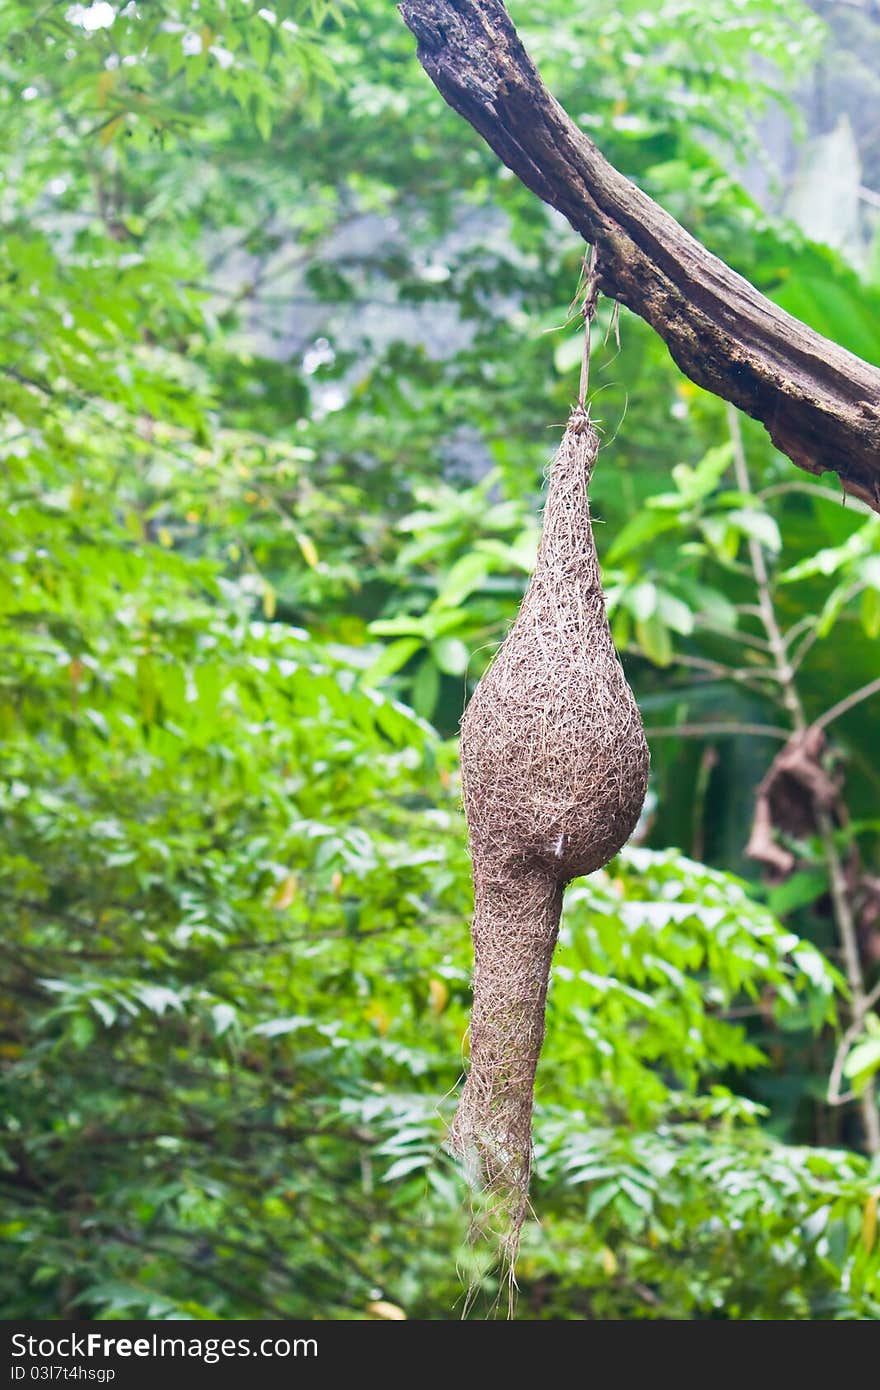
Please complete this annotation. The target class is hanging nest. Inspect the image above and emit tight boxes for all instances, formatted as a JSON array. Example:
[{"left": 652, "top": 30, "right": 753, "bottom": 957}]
[{"left": 452, "top": 403, "right": 649, "bottom": 1277}]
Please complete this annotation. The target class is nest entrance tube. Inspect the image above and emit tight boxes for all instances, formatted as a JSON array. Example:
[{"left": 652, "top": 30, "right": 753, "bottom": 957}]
[{"left": 453, "top": 395, "right": 649, "bottom": 1279}]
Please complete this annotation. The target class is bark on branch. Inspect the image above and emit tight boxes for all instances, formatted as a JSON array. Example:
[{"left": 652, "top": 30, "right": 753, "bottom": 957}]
[{"left": 399, "top": 0, "right": 880, "bottom": 511}]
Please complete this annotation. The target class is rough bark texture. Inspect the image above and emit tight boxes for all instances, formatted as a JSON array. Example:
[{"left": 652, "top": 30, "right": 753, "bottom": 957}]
[{"left": 399, "top": 0, "right": 880, "bottom": 511}]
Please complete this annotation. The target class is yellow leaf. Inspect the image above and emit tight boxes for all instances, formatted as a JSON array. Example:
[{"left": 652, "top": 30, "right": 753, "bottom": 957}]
[
  {"left": 96, "top": 70, "right": 116, "bottom": 106},
  {"left": 428, "top": 978, "right": 448, "bottom": 1015},
  {"left": 99, "top": 114, "right": 125, "bottom": 148},
  {"left": 297, "top": 532, "right": 319, "bottom": 569},
  {"left": 601, "top": 1246, "right": 618, "bottom": 1276},
  {"left": 365, "top": 1301, "right": 406, "bottom": 1320},
  {"left": 331, "top": 870, "right": 343, "bottom": 897},
  {"left": 157, "top": 527, "right": 173, "bottom": 549},
  {"left": 863, "top": 1190, "right": 879, "bottom": 1253},
  {"left": 270, "top": 873, "right": 298, "bottom": 911},
  {"left": 262, "top": 584, "right": 276, "bottom": 619},
  {"left": 366, "top": 1004, "right": 391, "bottom": 1036}
]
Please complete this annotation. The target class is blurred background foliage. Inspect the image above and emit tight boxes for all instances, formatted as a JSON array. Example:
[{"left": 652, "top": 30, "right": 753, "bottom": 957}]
[{"left": 2, "top": 0, "right": 880, "bottom": 1320}]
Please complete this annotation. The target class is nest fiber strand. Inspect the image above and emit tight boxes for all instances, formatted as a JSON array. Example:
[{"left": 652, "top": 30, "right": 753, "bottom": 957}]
[{"left": 453, "top": 405, "right": 649, "bottom": 1266}]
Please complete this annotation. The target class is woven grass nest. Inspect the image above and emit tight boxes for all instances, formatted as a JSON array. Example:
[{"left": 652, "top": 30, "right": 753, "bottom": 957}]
[{"left": 452, "top": 401, "right": 649, "bottom": 1278}]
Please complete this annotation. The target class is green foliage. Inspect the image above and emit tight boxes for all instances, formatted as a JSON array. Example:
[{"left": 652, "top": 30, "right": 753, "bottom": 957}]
[{"left": 1, "top": 0, "right": 880, "bottom": 1321}]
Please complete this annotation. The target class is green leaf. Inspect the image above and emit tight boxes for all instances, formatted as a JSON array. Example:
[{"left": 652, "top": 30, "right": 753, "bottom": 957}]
[
  {"left": 382, "top": 1154, "right": 430, "bottom": 1183},
  {"left": 768, "top": 869, "right": 828, "bottom": 917},
  {"left": 606, "top": 510, "right": 681, "bottom": 563},
  {"left": 553, "top": 331, "right": 587, "bottom": 376},
  {"left": 672, "top": 442, "right": 734, "bottom": 502},
  {"left": 410, "top": 657, "right": 440, "bottom": 719},
  {"left": 626, "top": 581, "right": 658, "bottom": 622},
  {"left": 368, "top": 616, "right": 427, "bottom": 638},
  {"left": 860, "top": 587, "right": 880, "bottom": 640},
  {"left": 251, "top": 1016, "right": 315, "bottom": 1038},
  {"left": 70, "top": 1014, "right": 96, "bottom": 1050},
  {"left": 362, "top": 638, "right": 421, "bottom": 686},
  {"left": 779, "top": 527, "right": 872, "bottom": 583},
  {"left": 844, "top": 1038, "right": 880, "bottom": 1086},
  {"left": 699, "top": 515, "right": 739, "bottom": 562},
  {"left": 435, "top": 552, "right": 491, "bottom": 608},
  {"left": 726, "top": 509, "right": 782, "bottom": 554},
  {"left": 655, "top": 591, "right": 695, "bottom": 635},
  {"left": 635, "top": 613, "right": 673, "bottom": 666},
  {"left": 431, "top": 636, "right": 469, "bottom": 677}
]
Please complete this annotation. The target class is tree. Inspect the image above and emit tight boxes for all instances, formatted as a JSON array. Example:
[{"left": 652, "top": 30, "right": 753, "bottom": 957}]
[
  {"left": 400, "top": 0, "right": 880, "bottom": 508},
  {"left": 1, "top": 0, "right": 879, "bottom": 1320}
]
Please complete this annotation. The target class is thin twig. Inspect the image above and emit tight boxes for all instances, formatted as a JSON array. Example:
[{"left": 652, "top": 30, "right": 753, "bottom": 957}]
[
  {"left": 759, "top": 480, "right": 876, "bottom": 518},
  {"left": 692, "top": 619, "right": 772, "bottom": 652},
  {"left": 827, "top": 979, "right": 880, "bottom": 1109},
  {"left": 814, "top": 676, "right": 880, "bottom": 734},
  {"left": 668, "top": 653, "right": 772, "bottom": 688},
  {"left": 787, "top": 625, "right": 822, "bottom": 676},
  {"left": 727, "top": 403, "right": 880, "bottom": 1155},
  {"left": 644, "top": 722, "right": 789, "bottom": 741}
]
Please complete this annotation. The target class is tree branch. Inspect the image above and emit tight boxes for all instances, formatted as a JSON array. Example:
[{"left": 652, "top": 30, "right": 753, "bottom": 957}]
[
  {"left": 728, "top": 406, "right": 880, "bottom": 1155},
  {"left": 398, "top": 0, "right": 880, "bottom": 511},
  {"left": 814, "top": 675, "right": 880, "bottom": 733}
]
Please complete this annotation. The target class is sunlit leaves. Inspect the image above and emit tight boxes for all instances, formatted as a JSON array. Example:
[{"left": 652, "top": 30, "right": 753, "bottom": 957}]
[{"left": 2, "top": 0, "right": 879, "bottom": 1326}]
